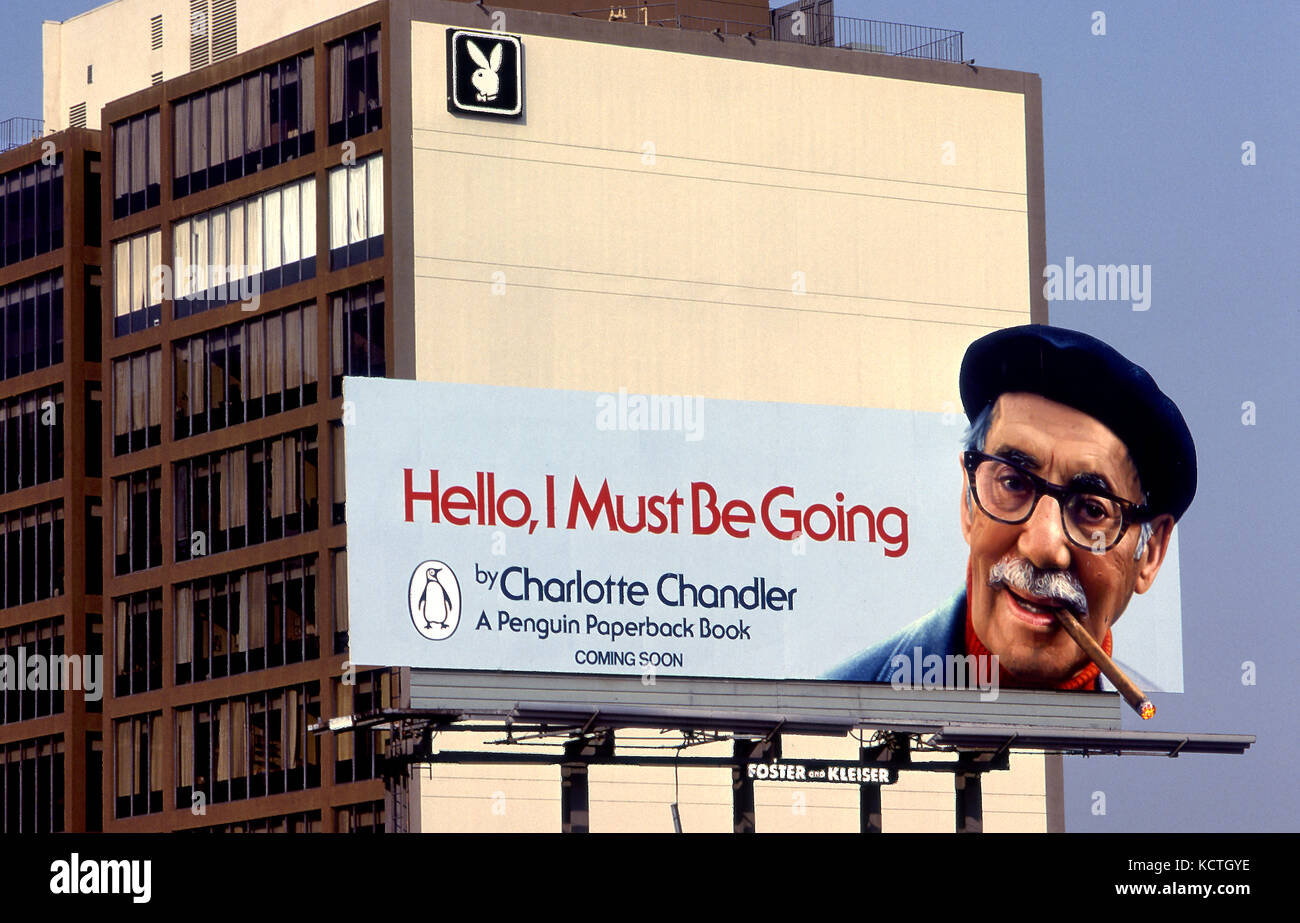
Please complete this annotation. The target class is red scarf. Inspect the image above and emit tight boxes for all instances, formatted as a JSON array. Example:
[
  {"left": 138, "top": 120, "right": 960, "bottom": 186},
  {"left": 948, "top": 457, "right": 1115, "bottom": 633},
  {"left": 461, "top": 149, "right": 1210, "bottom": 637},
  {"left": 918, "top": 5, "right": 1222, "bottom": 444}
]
[{"left": 963, "top": 563, "right": 1109, "bottom": 691}]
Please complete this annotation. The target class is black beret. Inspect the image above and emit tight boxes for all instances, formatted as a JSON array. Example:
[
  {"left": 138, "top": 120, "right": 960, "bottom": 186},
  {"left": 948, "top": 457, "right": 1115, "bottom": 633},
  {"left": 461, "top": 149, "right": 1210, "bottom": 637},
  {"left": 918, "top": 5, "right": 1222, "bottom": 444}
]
[{"left": 960, "top": 325, "right": 1197, "bottom": 521}]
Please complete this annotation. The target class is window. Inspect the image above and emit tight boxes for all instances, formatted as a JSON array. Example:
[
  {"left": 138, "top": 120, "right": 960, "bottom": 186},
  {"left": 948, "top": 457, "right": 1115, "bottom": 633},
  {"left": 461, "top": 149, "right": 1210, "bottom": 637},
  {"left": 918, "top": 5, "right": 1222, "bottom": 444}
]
[
  {"left": 174, "top": 428, "right": 318, "bottom": 562},
  {"left": 328, "top": 153, "right": 382, "bottom": 270},
  {"left": 114, "top": 713, "right": 163, "bottom": 817},
  {"left": 0, "top": 736, "right": 65, "bottom": 832},
  {"left": 0, "top": 158, "right": 63, "bottom": 269},
  {"left": 335, "top": 800, "right": 385, "bottom": 833},
  {"left": 331, "top": 549, "right": 348, "bottom": 654},
  {"left": 330, "top": 281, "right": 384, "bottom": 395},
  {"left": 112, "top": 230, "right": 162, "bottom": 336},
  {"left": 0, "top": 271, "right": 63, "bottom": 382},
  {"left": 0, "top": 386, "right": 63, "bottom": 495},
  {"left": 172, "top": 175, "right": 315, "bottom": 319},
  {"left": 175, "top": 555, "right": 318, "bottom": 684},
  {"left": 174, "top": 302, "right": 317, "bottom": 440},
  {"left": 111, "top": 111, "right": 161, "bottom": 217},
  {"left": 0, "top": 619, "right": 65, "bottom": 724},
  {"left": 0, "top": 502, "right": 64, "bottom": 609},
  {"left": 113, "top": 590, "right": 163, "bottom": 696},
  {"left": 113, "top": 468, "right": 161, "bottom": 575},
  {"left": 175, "top": 682, "right": 320, "bottom": 807},
  {"left": 328, "top": 26, "right": 381, "bottom": 145},
  {"left": 173, "top": 51, "right": 314, "bottom": 199},
  {"left": 335, "top": 669, "right": 391, "bottom": 783},
  {"left": 111, "top": 350, "right": 161, "bottom": 455}
]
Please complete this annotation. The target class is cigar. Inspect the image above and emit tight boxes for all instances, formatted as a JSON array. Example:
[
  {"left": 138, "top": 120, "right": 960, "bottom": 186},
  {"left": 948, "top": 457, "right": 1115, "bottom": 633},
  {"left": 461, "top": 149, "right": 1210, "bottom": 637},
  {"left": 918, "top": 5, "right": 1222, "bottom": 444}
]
[{"left": 1053, "top": 609, "right": 1155, "bottom": 719}]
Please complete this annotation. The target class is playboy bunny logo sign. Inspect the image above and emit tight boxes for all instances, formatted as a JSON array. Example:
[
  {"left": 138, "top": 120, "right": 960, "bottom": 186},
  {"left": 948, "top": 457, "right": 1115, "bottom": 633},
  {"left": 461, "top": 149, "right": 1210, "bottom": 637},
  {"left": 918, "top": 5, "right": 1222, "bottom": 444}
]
[{"left": 447, "top": 29, "right": 524, "bottom": 118}]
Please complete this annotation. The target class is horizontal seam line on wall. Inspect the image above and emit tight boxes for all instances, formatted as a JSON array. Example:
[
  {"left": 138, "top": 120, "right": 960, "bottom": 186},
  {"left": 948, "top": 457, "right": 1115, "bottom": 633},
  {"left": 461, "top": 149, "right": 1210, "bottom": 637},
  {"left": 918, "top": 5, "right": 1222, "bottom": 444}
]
[
  {"left": 415, "top": 127, "right": 1029, "bottom": 197},
  {"left": 413, "top": 145, "right": 1030, "bottom": 214},
  {"left": 414, "top": 272, "right": 1015, "bottom": 330},
  {"left": 414, "top": 255, "right": 1027, "bottom": 315}
]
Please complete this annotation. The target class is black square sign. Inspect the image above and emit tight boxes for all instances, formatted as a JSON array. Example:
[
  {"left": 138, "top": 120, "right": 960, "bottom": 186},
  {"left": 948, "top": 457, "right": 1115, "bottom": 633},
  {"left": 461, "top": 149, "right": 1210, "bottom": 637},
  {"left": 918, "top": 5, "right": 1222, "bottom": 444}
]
[{"left": 447, "top": 29, "right": 523, "bottom": 118}]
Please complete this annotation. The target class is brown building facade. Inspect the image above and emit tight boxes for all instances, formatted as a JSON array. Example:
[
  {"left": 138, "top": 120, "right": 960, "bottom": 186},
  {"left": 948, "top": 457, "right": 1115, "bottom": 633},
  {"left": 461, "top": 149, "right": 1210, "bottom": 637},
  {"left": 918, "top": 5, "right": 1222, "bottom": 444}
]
[{"left": 0, "top": 127, "right": 104, "bottom": 832}]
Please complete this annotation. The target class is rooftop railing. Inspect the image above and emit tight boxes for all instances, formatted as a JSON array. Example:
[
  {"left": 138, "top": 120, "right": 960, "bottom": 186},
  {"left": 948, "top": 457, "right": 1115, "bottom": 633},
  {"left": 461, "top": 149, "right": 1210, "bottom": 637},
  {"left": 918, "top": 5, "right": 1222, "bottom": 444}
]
[
  {"left": 569, "top": 3, "right": 964, "bottom": 63},
  {"left": 0, "top": 117, "right": 45, "bottom": 154}
]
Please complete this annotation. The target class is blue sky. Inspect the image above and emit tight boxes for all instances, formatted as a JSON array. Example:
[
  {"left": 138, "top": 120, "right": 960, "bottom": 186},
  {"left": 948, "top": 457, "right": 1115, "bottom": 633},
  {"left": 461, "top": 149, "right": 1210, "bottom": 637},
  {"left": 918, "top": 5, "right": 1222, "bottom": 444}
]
[{"left": 1, "top": 0, "right": 1295, "bottom": 831}]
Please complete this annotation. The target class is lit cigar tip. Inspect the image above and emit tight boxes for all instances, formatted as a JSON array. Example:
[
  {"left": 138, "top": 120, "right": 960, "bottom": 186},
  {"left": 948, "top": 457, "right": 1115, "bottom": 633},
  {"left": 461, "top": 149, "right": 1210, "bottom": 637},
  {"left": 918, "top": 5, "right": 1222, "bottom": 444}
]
[{"left": 1139, "top": 701, "right": 1156, "bottom": 720}]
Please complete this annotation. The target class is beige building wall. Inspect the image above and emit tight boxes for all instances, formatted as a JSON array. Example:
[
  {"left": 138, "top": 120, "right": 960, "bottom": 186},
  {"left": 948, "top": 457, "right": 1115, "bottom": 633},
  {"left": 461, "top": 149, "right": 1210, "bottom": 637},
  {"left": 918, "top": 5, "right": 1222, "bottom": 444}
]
[
  {"left": 409, "top": 20, "right": 1031, "bottom": 412},
  {"left": 42, "top": 0, "right": 374, "bottom": 130}
]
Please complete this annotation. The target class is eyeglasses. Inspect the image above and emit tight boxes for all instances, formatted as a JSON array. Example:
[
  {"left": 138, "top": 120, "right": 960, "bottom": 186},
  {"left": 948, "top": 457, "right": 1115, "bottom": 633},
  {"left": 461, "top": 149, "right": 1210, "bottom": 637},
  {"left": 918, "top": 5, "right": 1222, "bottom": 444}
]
[{"left": 963, "top": 450, "right": 1150, "bottom": 552}]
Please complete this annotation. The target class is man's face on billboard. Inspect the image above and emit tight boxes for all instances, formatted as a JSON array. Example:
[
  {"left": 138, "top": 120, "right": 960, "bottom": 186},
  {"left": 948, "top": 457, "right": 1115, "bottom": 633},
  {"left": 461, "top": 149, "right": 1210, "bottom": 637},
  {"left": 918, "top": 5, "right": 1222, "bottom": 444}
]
[{"left": 960, "top": 393, "right": 1173, "bottom": 685}]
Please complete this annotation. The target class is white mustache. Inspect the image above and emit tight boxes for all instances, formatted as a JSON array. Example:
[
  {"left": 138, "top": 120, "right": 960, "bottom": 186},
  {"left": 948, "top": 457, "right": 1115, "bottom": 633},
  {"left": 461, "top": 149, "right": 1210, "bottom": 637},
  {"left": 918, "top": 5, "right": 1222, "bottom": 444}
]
[{"left": 988, "top": 556, "right": 1089, "bottom": 616}]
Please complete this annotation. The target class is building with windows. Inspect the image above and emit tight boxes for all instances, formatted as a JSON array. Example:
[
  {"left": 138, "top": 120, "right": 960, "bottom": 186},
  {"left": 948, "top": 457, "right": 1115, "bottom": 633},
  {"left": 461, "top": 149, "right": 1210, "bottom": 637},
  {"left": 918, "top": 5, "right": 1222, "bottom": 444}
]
[
  {"left": 0, "top": 127, "right": 104, "bottom": 832},
  {"left": 23, "top": 0, "right": 1069, "bottom": 832}
]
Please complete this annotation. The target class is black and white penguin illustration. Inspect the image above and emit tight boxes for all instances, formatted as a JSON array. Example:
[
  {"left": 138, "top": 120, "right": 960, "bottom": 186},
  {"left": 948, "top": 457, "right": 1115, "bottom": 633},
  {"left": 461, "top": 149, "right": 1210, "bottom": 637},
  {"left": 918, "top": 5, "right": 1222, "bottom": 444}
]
[
  {"left": 409, "top": 559, "right": 462, "bottom": 641},
  {"left": 417, "top": 566, "right": 454, "bottom": 630}
]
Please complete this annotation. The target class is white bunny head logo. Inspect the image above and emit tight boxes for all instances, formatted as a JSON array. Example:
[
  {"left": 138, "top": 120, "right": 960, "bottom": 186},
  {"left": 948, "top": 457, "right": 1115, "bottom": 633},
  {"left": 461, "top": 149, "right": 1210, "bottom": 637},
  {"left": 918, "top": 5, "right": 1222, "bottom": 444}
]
[{"left": 467, "top": 39, "right": 503, "bottom": 102}]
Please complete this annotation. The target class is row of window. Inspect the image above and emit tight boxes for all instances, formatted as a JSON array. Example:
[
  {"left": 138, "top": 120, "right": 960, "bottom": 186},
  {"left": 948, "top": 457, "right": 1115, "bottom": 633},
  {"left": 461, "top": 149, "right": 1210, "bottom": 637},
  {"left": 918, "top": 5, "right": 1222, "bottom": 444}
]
[
  {"left": 335, "top": 670, "right": 391, "bottom": 784},
  {"left": 112, "top": 428, "right": 324, "bottom": 576},
  {"left": 0, "top": 386, "right": 63, "bottom": 495},
  {"left": 113, "top": 284, "right": 383, "bottom": 457},
  {"left": 114, "top": 675, "right": 391, "bottom": 817},
  {"left": 112, "top": 427, "right": 320, "bottom": 576},
  {"left": 0, "top": 502, "right": 65, "bottom": 610},
  {"left": 113, "top": 555, "right": 325, "bottom": 694},
  {"left": 112, "top": 111, "right": 162, "bottom": 218},
  {"left": 0, "top": 618, "right": 64, "bottom": 725},
  {"left": 1, "top": 271, "right": 64, "bottom": 382},
  {"left": 110, "top": 24, "right": 381, "bottom": 213},
  {"left": 173, "top": 51, "right": 316, "bottom": 200},
  {"left": 187, "top": 809, "right": 321, "bottom": 833},
  {"left": 0, "top": 158, "right": 64, "bottom": 269},
  {"left": 0, "top": 735, "right": 65, "bottom": 832},
  {"left": 171, "top": 174, "right": 317, "bottom": 318},
  {"left": 112, "top": 154, "right": 383, "bottom": 337},
  {"left": 174, "top": 427, "right": 319, "bottom": 564},
  {"left": 173, "top": 682, "right": 322, "bottom": 811},
  {"left": 174, "top": 301, "right": 318, "bottom": 439},
  {"left": 176, "top": 555, "right": 319, "bottom": 684}
]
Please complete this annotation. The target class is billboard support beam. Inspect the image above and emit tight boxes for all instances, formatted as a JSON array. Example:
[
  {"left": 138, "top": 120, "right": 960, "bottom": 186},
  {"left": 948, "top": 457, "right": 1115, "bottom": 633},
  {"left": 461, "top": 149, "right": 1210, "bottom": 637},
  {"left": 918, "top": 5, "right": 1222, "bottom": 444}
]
[
  {"left": 733, "top": 735, "right": 781, "bottom": 833},
  {"left": 561, "top": 731, "right": 614, "bottom": 833},
  {"left": 860, "top": 732, "right": 911, "bottom": 833},
  {"left": 955, "top": 753, "right": 984, "bottom": 833}
]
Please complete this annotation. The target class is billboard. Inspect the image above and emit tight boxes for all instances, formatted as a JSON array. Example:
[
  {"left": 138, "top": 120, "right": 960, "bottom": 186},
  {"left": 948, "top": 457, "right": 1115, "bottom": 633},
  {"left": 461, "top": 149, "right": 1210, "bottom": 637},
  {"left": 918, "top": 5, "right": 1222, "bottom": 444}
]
[{"left": 343, "top": 376, "right": 1183, "bottom": 695}]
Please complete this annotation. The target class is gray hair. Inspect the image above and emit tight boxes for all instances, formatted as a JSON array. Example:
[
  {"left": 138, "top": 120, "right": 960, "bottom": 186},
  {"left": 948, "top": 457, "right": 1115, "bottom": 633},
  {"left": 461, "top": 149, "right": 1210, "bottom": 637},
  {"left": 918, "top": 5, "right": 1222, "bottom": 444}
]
[{"left": 961, "top": 402, "right": 1152, "bottom": 559}]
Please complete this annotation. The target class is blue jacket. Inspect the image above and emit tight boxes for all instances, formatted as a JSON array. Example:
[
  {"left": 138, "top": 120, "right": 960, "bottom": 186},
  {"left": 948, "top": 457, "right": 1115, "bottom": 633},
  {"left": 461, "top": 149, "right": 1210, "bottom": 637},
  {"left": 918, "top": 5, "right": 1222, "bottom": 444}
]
[
  {"left": 826, "top": 587, "right": 1110, "bottom": 692},
  {"left": 825, "top": 587, "right": 967, "bottom": 683}
]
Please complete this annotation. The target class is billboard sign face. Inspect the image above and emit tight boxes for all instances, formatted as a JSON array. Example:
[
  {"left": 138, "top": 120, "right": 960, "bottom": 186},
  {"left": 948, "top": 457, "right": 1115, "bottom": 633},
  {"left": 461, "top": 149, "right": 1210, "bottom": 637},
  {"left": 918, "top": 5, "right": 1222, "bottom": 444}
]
[{"left": 343, "top": 379, "right": 1183, "bottom": 693}]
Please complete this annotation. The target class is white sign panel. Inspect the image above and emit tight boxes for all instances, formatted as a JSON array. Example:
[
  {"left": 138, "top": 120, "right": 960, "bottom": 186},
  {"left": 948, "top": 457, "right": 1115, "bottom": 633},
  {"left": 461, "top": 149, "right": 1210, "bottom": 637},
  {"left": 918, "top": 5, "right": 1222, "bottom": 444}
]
[{"left": 343, "top": 379, "right": 1182, "bottom": 691}]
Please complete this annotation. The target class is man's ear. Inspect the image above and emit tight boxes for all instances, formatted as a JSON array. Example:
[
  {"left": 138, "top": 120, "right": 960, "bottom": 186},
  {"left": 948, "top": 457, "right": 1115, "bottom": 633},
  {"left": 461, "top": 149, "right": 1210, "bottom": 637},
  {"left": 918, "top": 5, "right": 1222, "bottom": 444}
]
[
  {"left": 959, "top": 455, "right": 973, "bottom": 545},
  {"left": 1133, "top": 514, "right": 1175, "bottom": 594}
]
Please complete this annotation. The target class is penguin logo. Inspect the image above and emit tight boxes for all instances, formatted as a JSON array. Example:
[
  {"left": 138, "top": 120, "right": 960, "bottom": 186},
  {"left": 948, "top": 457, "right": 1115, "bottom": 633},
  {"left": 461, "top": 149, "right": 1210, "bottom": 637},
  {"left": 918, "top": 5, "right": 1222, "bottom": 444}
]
[{"left": 408, "top": 561, "right": 462, "bottom": 641}]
